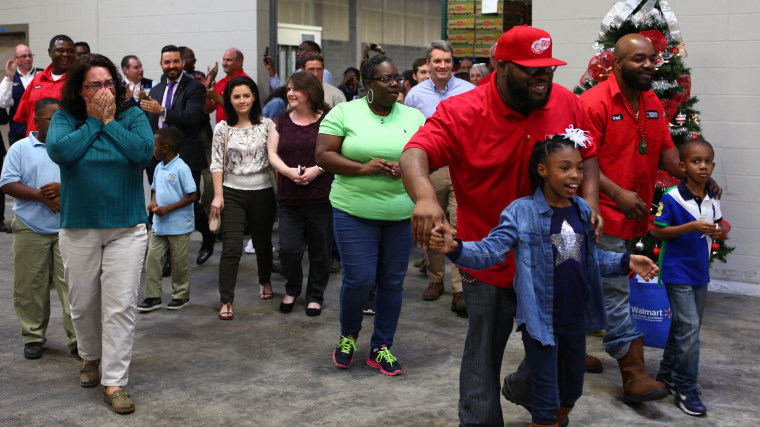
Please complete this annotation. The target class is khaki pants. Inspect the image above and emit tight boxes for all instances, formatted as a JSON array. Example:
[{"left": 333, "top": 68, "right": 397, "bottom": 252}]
[
  {"left": 144, "top": 231, "right": 191, "bottom": 299},
  {"left": 11, "top": 215, "right": 76, "bottom": 350},
  {"left": 425, "top": 167, "right": 462, "bottom": 293},
  {"left": 59, "top": 224, "right": 147, "bottom": 386}
]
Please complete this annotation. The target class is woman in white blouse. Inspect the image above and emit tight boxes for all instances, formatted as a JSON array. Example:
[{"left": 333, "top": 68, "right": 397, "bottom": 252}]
[{"left": 210, "top": 76, "right": 276, "bottom": 320}]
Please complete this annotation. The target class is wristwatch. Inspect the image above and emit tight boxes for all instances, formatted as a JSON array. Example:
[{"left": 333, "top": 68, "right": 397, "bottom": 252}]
[{"left": 160, "top": 107, "right": 166, "bottom": 118}]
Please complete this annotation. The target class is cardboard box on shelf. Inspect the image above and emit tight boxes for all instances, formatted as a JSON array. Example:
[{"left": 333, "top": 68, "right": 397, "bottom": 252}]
[
  {"left": 475, "top": 29, "right": 501, "bottom": 45},
  {"left": 476, "top": 14, "right": 503, "bottom": 29},
  {"left": 451, "top": 43, "right": 475, "bottom": 57},
  {"left": 448, "top": 29, "right": 475, "bottom": 44},
  {"left": 473, "top": 45, "right": 493, "bottom": 57},
  {"left": 448, "top": 0, "right": 475, "bottom": 15},
  {"left": 447, "top": 14, "right": 475, "bottom": 29}
]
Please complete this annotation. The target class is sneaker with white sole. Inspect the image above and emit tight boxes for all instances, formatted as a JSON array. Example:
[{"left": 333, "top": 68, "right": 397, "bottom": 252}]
[
  {"left": 675, "top": 389, "right": 707, "bottom": 416},
  {"left": 166, "top": 298, "right": 189, "bottom": 310},
  {"left": 137, "top": 298, "right": 162, "bottom": 312},
  {"left": 244, "top": 239, "right": 256, "bottom": 254}
]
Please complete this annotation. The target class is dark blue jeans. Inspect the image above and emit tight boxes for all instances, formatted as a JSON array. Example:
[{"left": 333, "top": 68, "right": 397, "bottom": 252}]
[
  {"left": 521, "top": 320, "right": 586, "bottom": 425},
  {"left": 458, "top": 269, "right": 517, "bottom": 427},
  {"left": 657, "top": 283, "right": 708, "bottom": 393},
  {"left": 333, "top": 208, "right": 412, "bottom": 348}
]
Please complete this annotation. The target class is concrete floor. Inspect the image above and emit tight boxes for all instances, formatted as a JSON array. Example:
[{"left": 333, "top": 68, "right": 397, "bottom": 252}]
[{"left": 0, "top": 215, "right": 758, "bottom": 426}]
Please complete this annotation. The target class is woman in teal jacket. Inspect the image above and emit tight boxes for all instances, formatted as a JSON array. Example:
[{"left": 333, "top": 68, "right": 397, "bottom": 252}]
[{"left": 47, "top": 54, "right": 153, "bottom": 414}]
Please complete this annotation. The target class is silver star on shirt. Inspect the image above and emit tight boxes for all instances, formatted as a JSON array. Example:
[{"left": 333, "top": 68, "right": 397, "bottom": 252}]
[{"left": 551, "top": 219, "right": 583, "bottom": 266}]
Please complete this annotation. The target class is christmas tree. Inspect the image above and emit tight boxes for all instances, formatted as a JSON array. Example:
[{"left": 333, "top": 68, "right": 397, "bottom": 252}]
[{"left": 574, "top": 0, "right": 733, "bottom": 263}]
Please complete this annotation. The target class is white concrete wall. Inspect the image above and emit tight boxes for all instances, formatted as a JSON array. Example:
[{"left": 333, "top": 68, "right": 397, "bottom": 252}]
[
  {"left": 535, "top": 0, "right": 760, "bottom": 285},
  {"left": 0, "top": 0, "right": 270, "bottom": 98}
]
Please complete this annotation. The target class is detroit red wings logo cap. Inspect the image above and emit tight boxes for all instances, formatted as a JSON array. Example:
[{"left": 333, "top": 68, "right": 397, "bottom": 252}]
[{"left": 494, "top": 25, "right": 567, "bottom": 67}]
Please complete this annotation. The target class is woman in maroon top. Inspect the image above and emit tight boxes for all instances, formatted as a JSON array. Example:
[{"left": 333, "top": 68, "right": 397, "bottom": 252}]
[{"left": 267, "top": 72, "right": 333, "bottom": 316}]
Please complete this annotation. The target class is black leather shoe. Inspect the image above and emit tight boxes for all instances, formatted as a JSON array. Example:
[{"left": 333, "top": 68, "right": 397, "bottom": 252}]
[
  {"left": 305, "top": 307, "right": 322, "bottom": 317},
  {"left": 0, "top": 223, "right": 12, "bottom": 234},
  {"left": 279, "top": 300, "right": 295, "bottom": 313},
  {"left": 24, "top": 342, "right": 43, "bottom": 359},
  {"left": 196, "top": 245, "right": 213, "bottom": 265}
]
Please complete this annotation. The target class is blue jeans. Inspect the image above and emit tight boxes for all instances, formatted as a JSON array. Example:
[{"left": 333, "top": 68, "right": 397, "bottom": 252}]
[
  {"left": 521, "top": 321, "right": 586, "bottom": 425},
  {"left": 458, "top": 269, "right": 517, "bottom": 427},
  {"left": 333, "top": 208, "right": 412, "bottom": 348},
  {"left": 598, "top": 234, "right": 643, "bottom": 358},
  {"left": 657, "top": 283, "right": 707, "bottom": 393}
]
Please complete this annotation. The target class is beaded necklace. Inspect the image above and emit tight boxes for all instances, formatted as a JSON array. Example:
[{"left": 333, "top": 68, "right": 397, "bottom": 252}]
[{"left": 624, "top": 94, "right": 648, "bottom": 154}]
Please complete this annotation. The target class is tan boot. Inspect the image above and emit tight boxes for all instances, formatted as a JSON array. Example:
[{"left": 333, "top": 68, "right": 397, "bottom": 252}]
[
  {"left": 585, "top": 353, "right": 603, "bottom": 373},
  {"left": 617, "top": 337, "right": 668, "bottom": 403},
  {"left": 556, "top": 406, "right": 572, "bottom": 426}
]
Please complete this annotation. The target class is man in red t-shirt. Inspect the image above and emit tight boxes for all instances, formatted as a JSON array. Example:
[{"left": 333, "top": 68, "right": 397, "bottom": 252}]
[
  {"left": 401, "top": 26, "right": 601, "bottom": 426},
  {"left": 578, "top": 34, "right": 684, "bottom": 404},
  {"left": 14, "top": 35, "right": 75, "bottom": 136},
  {"left": 205, "top": 48, "right": 249, "bottom": 123}
]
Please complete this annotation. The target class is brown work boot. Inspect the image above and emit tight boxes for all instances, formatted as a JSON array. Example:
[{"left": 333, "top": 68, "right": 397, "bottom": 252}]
[
  {"left": 617, "top": 338, "right": 668, "bottom": 403},
  {"left": 422, "top": 282, "right": 444, "bottom": 301},
  {"left": 451, "top": 291, "right": 466, "bottom": 315},
  {"left": 585, "top": 353, "right": 603, "bottom": 373}
]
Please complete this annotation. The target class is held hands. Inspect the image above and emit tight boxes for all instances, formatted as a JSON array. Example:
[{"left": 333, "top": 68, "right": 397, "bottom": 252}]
[
  {"left": 359, "top": 158, "right": 399, "bottom": 177},
  {"left": 287, "top": 166, "right": 321, "bottom": 186},
  {"left": 140, "top": 97, "right": 162, "bottom": 115},
  {"left": 589, "top": 209, "right": 604, "bottom": 244},
  {"left": 40, "top": 182, "right": 60, "bottom": 199},
  {"left": 614, "top": 189, "right": 649, "bottom": 221},
  {"left": 147, "top": 201, "right": 158, "bottom": 213},
  {"left": 629, "top": 255, "right": 659, "bottom": 281},
  {"left": 411, "top": 199, "right": 447, "bottom": 249},
  {"left": 429, "top": 223, "right": 458, "bottom": 253}
]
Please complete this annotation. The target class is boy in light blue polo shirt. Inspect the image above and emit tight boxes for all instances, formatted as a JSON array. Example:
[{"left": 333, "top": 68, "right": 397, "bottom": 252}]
[
  {"left": 0, "top": 98, "right": 77, "bottom": 360},
  {"left": 138, "top": 127, "right": 197, "bottom": 312},
  {"left": 653, "top": 138, "right": 724, "bottom": 417}
]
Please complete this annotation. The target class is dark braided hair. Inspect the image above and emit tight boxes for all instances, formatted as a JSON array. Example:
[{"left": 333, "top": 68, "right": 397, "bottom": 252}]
[{"left": 529, "top": 135, "right": 580, "bottom": 191}]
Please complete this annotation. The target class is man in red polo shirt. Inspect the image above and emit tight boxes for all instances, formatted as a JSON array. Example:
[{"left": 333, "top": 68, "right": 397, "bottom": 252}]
[
  {"left": 206, "top": 48, "right": 249, "bottom": 123},
  {"left": 579, "top": 33, "right": 683, "bottom": 403},
  {"left": 401, "top": 25, "right": 600, "bottom": 426},
  {"left": 14, "top": 35, "right": 75, "bottom": 136}
]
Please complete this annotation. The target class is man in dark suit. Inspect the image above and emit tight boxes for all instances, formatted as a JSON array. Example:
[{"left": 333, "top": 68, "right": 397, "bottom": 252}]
[{"left": 141, "top": 44, "right": 215, "bottom": 265}]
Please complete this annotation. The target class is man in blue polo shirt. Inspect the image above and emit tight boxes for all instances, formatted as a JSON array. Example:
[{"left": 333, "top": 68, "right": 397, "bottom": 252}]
[
  {"left": 404, "top": 40, "right": 475, "bottom": 314},
  {"left": 0, "top": 97, "right": 77, "bottom": 360}
]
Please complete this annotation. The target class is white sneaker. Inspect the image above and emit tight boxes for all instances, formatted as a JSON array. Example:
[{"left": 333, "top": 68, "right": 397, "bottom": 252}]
[{"left": 244, "top": 239, "right": 255, "bottom": 254}]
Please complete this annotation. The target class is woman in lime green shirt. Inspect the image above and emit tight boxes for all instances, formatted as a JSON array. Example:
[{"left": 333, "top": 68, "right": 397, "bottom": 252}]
[{"left": 317, "top": 55, "right": 425, "bottom": 376}]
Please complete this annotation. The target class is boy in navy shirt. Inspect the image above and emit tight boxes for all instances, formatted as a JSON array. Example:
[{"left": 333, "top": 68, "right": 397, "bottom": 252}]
[
  {"left": 654, "top": 138, "right": 724, "bottom": 417},
  {"left": 138, "top": 127, "right": 197, "bottom": 312}
]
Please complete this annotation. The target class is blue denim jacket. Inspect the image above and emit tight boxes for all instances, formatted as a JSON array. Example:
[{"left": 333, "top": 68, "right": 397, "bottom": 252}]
[{"left": 451, "top": 187, "right": 628, "bottom": 346}]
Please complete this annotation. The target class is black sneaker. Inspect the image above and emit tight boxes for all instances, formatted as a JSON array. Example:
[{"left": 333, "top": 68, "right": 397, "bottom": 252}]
[
  {"left": 333, "top": 334, "right": 356, "bottom": 368},
  {"left": 676, "top": 389, "right": 707, "bottom": 416},
  {"left": 166, "top": 298, "right": 189, "bottom": 310},
  {"left": 24, "top": 342, "right": 43, "bottom": 359},
  {"left": 367, "top": 345, "right": 402, "bottom": 376},
  {"left": 137, "top": 298, "right": 162, "bottom": 312}
]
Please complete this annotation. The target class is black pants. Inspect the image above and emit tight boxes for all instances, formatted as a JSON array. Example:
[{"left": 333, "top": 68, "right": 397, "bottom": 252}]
[
  {"left": 218, "top": 186, "right": 276, "bottom": 303},
  {"left": 278, "top": 203, "right": 333, "bottom": 304},
  {"left": 191, "top": 170, "right": 213, "bottom": 246}
]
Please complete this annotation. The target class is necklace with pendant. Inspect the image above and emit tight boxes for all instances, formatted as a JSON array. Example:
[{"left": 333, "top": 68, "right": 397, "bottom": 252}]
[
  {"left": 367, "top": 99, "right": 389, "bottom": 124},
  {"left": 624, "top": 94, "right": 648, "bottom": 154}
]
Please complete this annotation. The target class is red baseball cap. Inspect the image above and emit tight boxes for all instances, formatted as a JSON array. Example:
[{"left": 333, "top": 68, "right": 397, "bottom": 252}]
[{"left": 494, "top": 25, "right": 567, "bottom": 67}]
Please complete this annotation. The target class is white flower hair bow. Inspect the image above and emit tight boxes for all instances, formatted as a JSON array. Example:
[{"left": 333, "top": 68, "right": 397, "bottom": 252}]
[{"left": 564, "top": 125, "right": 591, "bottom": 149}]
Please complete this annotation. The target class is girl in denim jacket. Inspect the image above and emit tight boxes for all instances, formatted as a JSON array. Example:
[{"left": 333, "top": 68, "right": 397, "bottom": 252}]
[{"left": 431, "top": 133, "right": 659, "bottom": 427}]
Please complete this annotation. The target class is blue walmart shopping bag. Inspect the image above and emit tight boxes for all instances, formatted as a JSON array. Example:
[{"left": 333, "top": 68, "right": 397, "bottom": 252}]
[{"left": 628, "top": 275, "right": 672, "bottom": 348}]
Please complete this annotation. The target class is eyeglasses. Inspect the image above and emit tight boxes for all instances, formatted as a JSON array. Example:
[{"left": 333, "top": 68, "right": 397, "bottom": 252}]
[
  {"left": 369, "top": 75, "right": 404, "bottom": 85},
  {"left": 82, "top": 80, "right": 116, "bottom": 91},
  {"left": 15, "top": 54, "right": 34, "bottom": 60},
  {"left": 512, "top": 63, "right": 557, "bottom": 76}
]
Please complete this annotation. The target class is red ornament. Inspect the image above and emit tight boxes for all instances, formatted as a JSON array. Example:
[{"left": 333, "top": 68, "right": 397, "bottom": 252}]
[
  {"left": 586, "top": 51, "right": 614, "bottom": 83},
  {"left": 692, "top": 134, "right": 700, "bottom": 139},
  {"left": 660, "top": 98, "right": 678, "bottom": 122},
  {"left": 639, "top": 30, "right": 668, "bottom": 53},
  {"left": 721, "top": 219, "right": 731, "bottom": 234},
  {"left": 712, "top": 242, "right": 721, "bottom": 252},
  {"left": 653, "top": 247, "right": 660, "bottom": 257},
  {"left": 672, "top": 47, "right": 679, "bottom": 54},
  {"left": 674, "top": 74, "right": 692, "bottom": 104}
]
